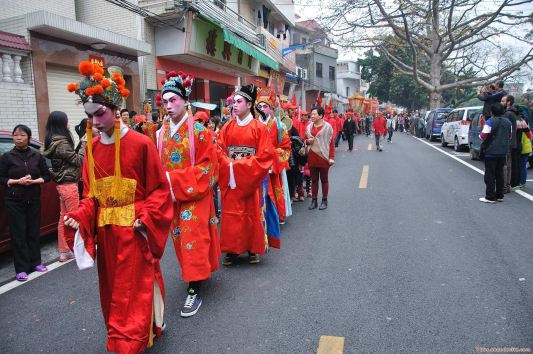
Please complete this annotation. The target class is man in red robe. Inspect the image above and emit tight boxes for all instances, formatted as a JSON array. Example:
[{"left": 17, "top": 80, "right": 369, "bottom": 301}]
[
  {"left": 217, "top": 84, "right": 276, "bottom": 265},
  {"left": 156, "top": 71, "right": 220, "bottom": 317},
  {"left": 256, "top": 87, "right": 291, "bottom": 225},
  {"left": 298, "top": 110, "right": 311, "bottom": 139},
  {"left": 64, "top": 62, "right": 172, "bottom": 354}
]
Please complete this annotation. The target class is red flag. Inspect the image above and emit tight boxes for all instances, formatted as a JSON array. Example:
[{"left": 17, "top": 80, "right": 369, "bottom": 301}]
[
  {"left": 292, "top": 93, "right": 297, "bottom": 106},
  {"left": 317, "top": 92, "right": 322, "bottom": 107}
]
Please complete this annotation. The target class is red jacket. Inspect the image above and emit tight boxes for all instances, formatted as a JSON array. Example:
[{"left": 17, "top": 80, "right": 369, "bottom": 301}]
[{"left": 372, "top": 117, "right": 387, "bottom": 135}]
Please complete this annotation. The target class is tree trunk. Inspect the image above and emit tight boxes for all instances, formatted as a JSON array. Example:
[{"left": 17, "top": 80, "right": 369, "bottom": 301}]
[
  {"left": 428, "top": 0, "right": 442, "bottom": 111},
  {"left": 429, "top": 90, "right": 441, "bottom": 110}
]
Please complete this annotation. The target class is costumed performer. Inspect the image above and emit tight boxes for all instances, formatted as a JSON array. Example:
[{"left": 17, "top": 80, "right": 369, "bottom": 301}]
[
  {"left": 155, "top": 70, "right": 220, "bottom": 318},
  {"left": 63, "top": 61, "right": 172, "bottom": 354},
  {"left": 217, "top": 84, "right": 276, "bottom": 265}
]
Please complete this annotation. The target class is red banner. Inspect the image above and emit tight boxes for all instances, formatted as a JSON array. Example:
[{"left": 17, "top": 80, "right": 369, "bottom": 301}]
[
  {"left": 89, "top": 55, "right": 105, "bottom": 68},
  {"left": 268, "top": 70, "right": 286, "bottom": 97}
]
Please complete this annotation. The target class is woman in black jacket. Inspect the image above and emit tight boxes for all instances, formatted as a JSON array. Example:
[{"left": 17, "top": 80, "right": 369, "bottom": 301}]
[
  {"left": 42, "top": 111, "right": 86, "bottom": 262},
  {"left": 0, "top": 125, "right": 51, "bottom": 281}
]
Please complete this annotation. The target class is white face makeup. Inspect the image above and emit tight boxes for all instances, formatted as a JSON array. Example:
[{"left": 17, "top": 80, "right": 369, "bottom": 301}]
[
  {"left": 257, "top": 102, "right": 272, "bottom": 118},
  {"left": 163, "top": 92, "right": 186, "bottom": 120},
  {"left": 84, "top": 102, "right": 115, "bottom": 134},
  {"left": 232, "top": 95, "right": 251, "bottom": 119}
]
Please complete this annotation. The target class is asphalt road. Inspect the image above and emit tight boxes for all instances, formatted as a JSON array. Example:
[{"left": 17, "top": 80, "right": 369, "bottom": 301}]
[{"left": 1, "top": 131, "right": 533, "bottom": 354}]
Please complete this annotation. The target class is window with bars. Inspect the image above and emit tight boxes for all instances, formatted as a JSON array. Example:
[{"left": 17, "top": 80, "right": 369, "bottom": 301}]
[
  {"left": 329, "top": 66, "right": 335, "bottom": 80},
  {"left": 316, "top": 62, "right": 323, "bottom": 78}
]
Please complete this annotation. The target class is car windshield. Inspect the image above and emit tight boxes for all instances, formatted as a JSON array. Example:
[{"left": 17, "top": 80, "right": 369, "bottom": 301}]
[{"left": 435, "top": 112, "right": 447, "bottom": 120}]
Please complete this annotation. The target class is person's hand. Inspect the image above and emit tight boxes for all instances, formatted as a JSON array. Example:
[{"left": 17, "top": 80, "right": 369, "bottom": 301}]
[
  {"left": 353, "top": 133, "right": 356, "bottom": 136},
  {"left": 64, "top": 216, "right": 80, "bottom": 230},
  {"left": 133, "top": 218, "right": 146, "bottom": 231},
  {"left": 307, "top": 137, "right": 314, "bottom": 144},
  {"left": 18, "top": 175, "right": 31, "bottom": 185},
  {"left": 328, "top": 159, "right": 335, "bottom": 166},
  {"left": 81, "top": 134, "right": 87, "bottom": 142}
]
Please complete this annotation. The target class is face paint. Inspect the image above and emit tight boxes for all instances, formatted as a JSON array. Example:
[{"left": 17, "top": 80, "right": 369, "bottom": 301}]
[
  {"left": 163, "top": 92, "right": 186, "bottom": 120},
  {"left": 257, "top": 102, "right": 272, "bottom": 118},
  {"left": 232, "top": 95, "right": 251, "bottom": 119},
  {"left": 84, "top": 102, "right": 116, "bottom": 134}
]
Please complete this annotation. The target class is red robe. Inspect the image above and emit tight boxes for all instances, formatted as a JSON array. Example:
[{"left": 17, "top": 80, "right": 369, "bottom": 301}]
[
  {"left": 142, "top": 121, "right": 159, "bottom": 147},
  {"left": 66, "top": 130, "right": 172, "bottom": 354},
  {"left": 298, "top": 120, "right": 311, "bottom": 139},
  {"left": 264, "top": 117, "right": 291, "bottom": 224},
  {"left": 158, "top": 122, "right": 220, "bottom": 282},
  {"left": 217, "top": 118, "right": 275, "bottom": 255}
]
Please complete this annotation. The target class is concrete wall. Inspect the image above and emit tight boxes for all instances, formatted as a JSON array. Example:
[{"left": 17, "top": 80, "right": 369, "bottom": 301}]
[
  {"left": 75, "top": 0, "right": 137, "bottom": 38},
  {"left": 141, "top": 19, "right": 157, "bottom": 91},
  {"left": 0, "top": 82, "right": 38, "bottom": 135},
  {"left": 313, "top": 52, "right": 336, "bottom": 92},
  {"left": 0, "top": 0, "right": 76, "bottom": 21}
]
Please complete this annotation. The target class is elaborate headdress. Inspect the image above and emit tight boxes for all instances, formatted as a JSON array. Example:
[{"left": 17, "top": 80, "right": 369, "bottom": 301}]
[
  {"left": 157, "top": 70, "right": 194, "bottom": 102},
  {"left": 67, "top": 61, "right": 131, "bottom": 198},
  {"left": 256, "top": 87, "right": 276, "bottom": 108}
]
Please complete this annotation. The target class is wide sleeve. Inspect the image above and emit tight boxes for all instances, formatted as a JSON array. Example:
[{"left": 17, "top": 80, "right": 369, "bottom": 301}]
[
  {"left": 136, "top": 141, "right": 173, "bottom": 261},
  {"left": 167, "top": 127, "right": 219, "bottom": 202},
  {"left": 217, "top": 122, "right": 275, "bottom": 198},
  {"left": 56, "top": 140, "right": 86, "bottom": 167},
  {"left": 271, "top": 123, "right": 291, "bottom": 174},
  {"left": 38, "top": 154, "right": 51, "bottom": 183}
]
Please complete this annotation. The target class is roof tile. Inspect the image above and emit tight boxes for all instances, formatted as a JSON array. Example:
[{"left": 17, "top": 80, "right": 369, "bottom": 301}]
[{"left": 0, "top": 30, "right": 32, "bottom": 52}]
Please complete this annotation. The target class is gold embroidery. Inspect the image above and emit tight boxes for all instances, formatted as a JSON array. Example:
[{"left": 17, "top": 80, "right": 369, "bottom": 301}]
[{"left": 94, "top": 176, "right": 137, "bottom": 227}]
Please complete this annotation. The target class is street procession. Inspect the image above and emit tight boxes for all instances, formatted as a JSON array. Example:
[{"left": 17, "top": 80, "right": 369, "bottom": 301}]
[{"left": 0, "top": 0, "right": 533, "bottom": 353}]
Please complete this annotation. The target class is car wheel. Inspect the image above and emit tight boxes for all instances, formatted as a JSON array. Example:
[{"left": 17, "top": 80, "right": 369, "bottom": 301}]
[
  {"left": 469, "top": 144, "right": 478, "bottom": 160},
  {"left": 441, "top": 135, "right": 448, "bottom": 147},
  {"left": 454, "top": 137, "right": 462, "bottom": 152}
]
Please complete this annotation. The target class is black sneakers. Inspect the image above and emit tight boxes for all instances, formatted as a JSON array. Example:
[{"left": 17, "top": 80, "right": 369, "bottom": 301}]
[
  {"left": 248, "top": 252, "right": 260, "bottom": 264},
  {"left": 222, "top": 253, "right": 237, "bottom": 266},
  {"left": 181, "top": 291, "right": 202, "bottom": 317}
]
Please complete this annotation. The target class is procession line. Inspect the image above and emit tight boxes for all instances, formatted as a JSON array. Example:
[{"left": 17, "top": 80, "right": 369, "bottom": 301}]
[
  {"left": 359, "top": 165, "right": 369, "bottom": 189},
  {"left": 317, "top": 335, "right": 345, "bottom": 354},
  {"left": 0, "top": 258, "right": 74, "bottom": 295},
  {"left": 417, "top": 138, "right": 533, "bottom": 203}
]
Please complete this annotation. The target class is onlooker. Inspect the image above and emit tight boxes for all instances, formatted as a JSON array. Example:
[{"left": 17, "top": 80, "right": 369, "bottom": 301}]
[
  {"left": 343, "top": 113, "right": 357, "bottom": 151},
  {"left": 129, "top": 110, "right": 137, "bottom": 128},
  {"left": 479, "top": 103, "right": 512, "bottom": 203},
  {"left": 0, "top": 125, "right": 51, "bottom": 281},
  {"left": 365, "top": 114, "right": 372, "bottom": 136},
  {"left": 478, "top": 81, "right": 507, "bottom": 119},
  {"left": 120, "top": 108, "right": 129, "bottom": 126},
  {"left": 306, "top": 106, "right": 334, "bottom": 210},
  {"left": 372, "top": 112, "right": 387, "bottom": 151},
  {"left": 387, "top": 115, "right": 395, "bottom": 143},
  {"left": 519, "top": 116, "right": 532, "bottom": 188},
  {"left": 42, "top": 111, "right": 86, "bottom": 262},
  {"left": 417, "top": 114, "right": 426, "bottom": 138},
  {"left": 501, "top": 95, "right": 519, "bottom": 192}
]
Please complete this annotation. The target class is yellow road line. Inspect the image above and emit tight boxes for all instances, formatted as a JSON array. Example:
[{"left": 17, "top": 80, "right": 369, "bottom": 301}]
[
  {"left": 359, "top": 165, "right": 369, "bottom": 189},
  {"left": 368, "top": 143, "right": 372, "bottom": 150},
  {"left": 317, "top": 335, "right": 345, "bottom": 354}
]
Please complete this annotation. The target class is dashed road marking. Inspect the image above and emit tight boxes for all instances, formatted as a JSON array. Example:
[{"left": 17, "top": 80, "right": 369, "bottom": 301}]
[
  {"left": 368, "top": 143, "right": 372, "bottom": 150},
  {"left": 317, "top": 335, "right": 345, "bottom": 354},
  {"left": 359, "top": 165, "right": 369, "bottom": 189}
]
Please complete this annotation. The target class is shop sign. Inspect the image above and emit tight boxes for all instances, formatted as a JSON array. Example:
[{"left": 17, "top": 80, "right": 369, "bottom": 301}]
[
  {"left": 269, "top": 38, "right": 276, "bottom": 50},
  {"left": 89, "top": 55, "right": 105, "bottom": 67}
]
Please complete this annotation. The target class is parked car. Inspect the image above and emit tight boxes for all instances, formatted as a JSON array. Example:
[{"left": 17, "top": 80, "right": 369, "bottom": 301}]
[
  {"left": 425, "top": 108, "right": 453, "bottom": 141},
  {"left": 0, "top": 130, "right": 60, "bottom": 253},
  {"left": 441, "top": 106, "right": 483, "bottom": 151},
  {"left": 467, "top": 109, "right": 485, "bottom": 160}
]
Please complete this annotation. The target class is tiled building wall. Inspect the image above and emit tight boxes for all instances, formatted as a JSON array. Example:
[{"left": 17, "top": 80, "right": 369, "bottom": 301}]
[
  {"left": 0, "top": 0, "right": 76, "bottom": 21},
  {"left": 0, "top": 83, "right": 38, "bottom": 135}
]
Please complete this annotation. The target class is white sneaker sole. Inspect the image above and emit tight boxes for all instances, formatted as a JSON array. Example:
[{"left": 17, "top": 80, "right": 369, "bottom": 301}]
[{"left": 181, "top": 300, "right": 202, "bottom": 318}]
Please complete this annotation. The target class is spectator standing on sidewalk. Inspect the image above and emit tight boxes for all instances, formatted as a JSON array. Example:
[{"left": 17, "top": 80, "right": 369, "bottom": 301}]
[
  {"left": 501, "top": 95, "right": 519, "bottom": 192},
  {"left": 42, "top": 111, "right": 87, "bottom": 262},
  {"left": 343, "top": 113, "right": 357, "bottom": 151},
  {"left": 306, "top": 106, "right": 334, "bottom": 210},
  {"left": 386, "top": 114, "right": 395, "bottom": 143},
  {"left": 519, "top": 116, "right": 532, "bottom": 188},
  {"left": 365, "top": 114, "right": 372, "bottom": 136},
  {"left": 372, "top": 112, "right": 387, "bottom": 151},
  {"left": 0, "top": 125, "right": 51, "bottom": 281},
  {"left": 479, "top": 103, "right": 512, "bottom": 203}
]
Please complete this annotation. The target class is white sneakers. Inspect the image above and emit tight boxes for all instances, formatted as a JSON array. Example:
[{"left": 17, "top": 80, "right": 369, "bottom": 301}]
[{"left": 479, "top": 197, "right": 496, "bottom": 204}]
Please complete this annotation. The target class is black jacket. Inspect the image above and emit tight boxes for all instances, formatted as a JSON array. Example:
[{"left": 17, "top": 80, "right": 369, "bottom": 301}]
[
  {"left": 343, "top": 118, "right": 357, "bottom": 135},
  {"left": 478, "top": 90, "right": 508, "bottom": 118},
  {"left": 484, "top": 116, "right": 512, "bottom": 156},
  {"left": 0, "top": 147, "right": 51, "bottom": 200},
  {"left": 502, "top": 105, "right": 519, "bottom": 150}
]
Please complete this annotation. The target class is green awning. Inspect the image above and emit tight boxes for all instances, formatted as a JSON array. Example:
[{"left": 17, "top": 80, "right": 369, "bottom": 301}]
[{"left": 223, "top": 29, "right": 279, "bottom": 71}]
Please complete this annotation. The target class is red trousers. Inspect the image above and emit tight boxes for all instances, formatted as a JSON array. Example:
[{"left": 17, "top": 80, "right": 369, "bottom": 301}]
[{"left": 310, "top": 167, "right": 329, "bottom": 199}]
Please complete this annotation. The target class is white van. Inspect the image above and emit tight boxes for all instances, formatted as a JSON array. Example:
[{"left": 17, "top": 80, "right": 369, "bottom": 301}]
[{"left": 440, "top": 106, "right": 483, "bottom": 152}]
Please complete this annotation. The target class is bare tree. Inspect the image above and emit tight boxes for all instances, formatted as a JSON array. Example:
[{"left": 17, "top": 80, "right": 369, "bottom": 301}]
[{"left": 317, "top": 0, "right": 533, "bottom": 109}]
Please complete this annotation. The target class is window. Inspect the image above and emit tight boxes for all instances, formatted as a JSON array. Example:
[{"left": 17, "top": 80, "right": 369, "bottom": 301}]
[
  {"left": 455, "top": 110, "right": 465, "bottom": 122},
  {"left": 329, "top": 66, "right": 335, "bottom": 80},
  {"left": 316, "top": 62, "right": 322, "bottom": 78},
  {"left": 346, "top": 87, "right": 350, "bottom": 97},
  {"left": 467, "top": 109, "right": 478, "bottom": 122}
]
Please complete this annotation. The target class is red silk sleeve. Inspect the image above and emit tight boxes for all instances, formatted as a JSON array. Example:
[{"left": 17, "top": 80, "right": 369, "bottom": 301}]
[{"left": 271, "top": 123, "right": 291, "bottom": 174}]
